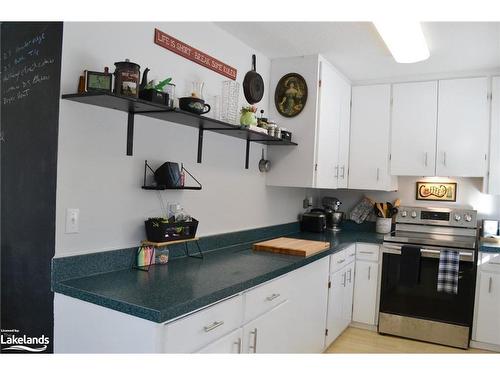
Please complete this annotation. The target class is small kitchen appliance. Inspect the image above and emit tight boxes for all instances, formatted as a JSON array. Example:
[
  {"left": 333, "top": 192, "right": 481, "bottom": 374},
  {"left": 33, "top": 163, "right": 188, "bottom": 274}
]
[
  {"left": 322, "top": 197, "right": 343, "bottom": 231},
  {"left": 379, "top": 205, "right": 478, "bottom": 349},
  {"left": 300, "top": 209, "right": 326, "bottom": 233}
]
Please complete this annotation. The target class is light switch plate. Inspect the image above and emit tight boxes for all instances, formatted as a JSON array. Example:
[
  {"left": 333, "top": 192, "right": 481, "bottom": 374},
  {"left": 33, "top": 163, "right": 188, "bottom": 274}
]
[{"left": 65, "top": 208, "right": 80, "bottom": 233}]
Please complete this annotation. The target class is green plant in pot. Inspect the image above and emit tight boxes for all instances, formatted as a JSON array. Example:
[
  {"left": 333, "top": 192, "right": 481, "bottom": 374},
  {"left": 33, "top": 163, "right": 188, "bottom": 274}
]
[{"left": 240, "top": 105, "right": 258, "bottom": 126}]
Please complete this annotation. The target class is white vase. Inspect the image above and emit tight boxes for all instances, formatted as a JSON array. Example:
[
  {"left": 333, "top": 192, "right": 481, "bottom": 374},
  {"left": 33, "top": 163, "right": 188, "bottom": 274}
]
[{"left": 376, "top": 217, "right": 392, "bottom": 234}]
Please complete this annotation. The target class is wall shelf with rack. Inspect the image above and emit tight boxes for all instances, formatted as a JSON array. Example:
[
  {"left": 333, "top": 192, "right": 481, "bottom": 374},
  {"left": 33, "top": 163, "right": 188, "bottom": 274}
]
[{"left": 61, "top": 92, "right": 298, "bottom": 169}]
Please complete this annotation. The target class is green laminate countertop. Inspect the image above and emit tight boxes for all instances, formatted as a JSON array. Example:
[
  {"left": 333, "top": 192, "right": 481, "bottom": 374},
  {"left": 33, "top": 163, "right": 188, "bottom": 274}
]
[
  {"left": 53, "top": 229, "right": 384, "bottom": 323},
  {"left": 479, "top": 240, "right": 500, "bottom": 253}
]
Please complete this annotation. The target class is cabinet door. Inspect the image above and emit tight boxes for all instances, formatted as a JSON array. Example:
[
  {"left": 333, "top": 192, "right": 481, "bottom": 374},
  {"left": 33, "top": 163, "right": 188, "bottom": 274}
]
[
  {"left": 436, "top": 77, "right": 489, "bottom": 177},
  {"left": 325, "top": 268, "right": 346, "bottom": 347},
  {"left": 266, "top": 55, "right": 320, "bottom": 188},
  {"left": 475, "top": 272, "right": 500, "bottom": 345},
  {"left": 349, "top": 84, "right": 397, "bottom": 191},
  {"left": 287, "top": 256, "right": 329, "bottom": 353},
  {"left": 314, "top": 59, "right": 342, "bottom": 189},
  {"left": 242, "top": 301, "right": 293, "bottom": 353},
  {"left": 488, "top": 77, "right": 500, "bottom": 194},
  {"left": 337, "top": 79, "right": 352, "bottom": 188},
  {"left": 391, "top": 81, "right": 438, "bottom": 176},
  {"left": 352, "top": 260, "right": 379, "bottom": 325},
  {"left": 197, "top": 329, "right": 243, "bottom": 353},
  {"left": 342, "top": 263, "right": 355, "bottom": 329}
]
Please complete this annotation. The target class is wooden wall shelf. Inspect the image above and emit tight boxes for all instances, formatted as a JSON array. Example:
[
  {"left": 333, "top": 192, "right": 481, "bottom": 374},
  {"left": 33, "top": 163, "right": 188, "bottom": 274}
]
[{"left": 61, "top": 92, "right": 298, "bottom": 169}]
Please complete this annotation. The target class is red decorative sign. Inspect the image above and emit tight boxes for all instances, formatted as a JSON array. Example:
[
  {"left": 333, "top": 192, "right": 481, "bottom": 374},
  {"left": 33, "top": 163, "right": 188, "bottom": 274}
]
[{"left": 154, "top": 28, "right": 237, "bottom": 80}]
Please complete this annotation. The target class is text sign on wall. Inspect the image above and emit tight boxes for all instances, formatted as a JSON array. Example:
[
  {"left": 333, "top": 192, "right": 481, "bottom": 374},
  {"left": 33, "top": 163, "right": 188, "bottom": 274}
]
[
  {"left": 416, "top": 181, "right": 457, "bottom": 202},
  {"left": 154, "top": 28, "right": 237, "bottom": 80}
]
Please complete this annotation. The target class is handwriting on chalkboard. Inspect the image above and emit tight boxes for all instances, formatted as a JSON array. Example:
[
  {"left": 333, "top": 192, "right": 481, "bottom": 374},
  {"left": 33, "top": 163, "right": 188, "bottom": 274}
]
[{"left": 1, "top": 31, "right": 55, "bottom": 105}]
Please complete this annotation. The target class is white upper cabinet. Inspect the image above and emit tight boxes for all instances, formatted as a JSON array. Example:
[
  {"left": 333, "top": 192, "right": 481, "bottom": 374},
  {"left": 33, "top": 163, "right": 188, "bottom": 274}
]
[
  {"left": 436, "top": 77, "right": 489, "bottom": 177},
  {"left": 266, "top": 55, "right": 351, "bottom": 189},
  {"left": 390, "top": 81, "right": 438, "bottom": 176},
  {"left": 488, "top": 77, "right": 500, "bottom": 194},
  {"left": 349, "top": 84, "right": 397, "bottom": 191}
]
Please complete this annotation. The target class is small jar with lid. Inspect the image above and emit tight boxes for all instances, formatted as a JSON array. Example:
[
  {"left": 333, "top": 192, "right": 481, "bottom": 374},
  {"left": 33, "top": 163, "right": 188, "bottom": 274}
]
[{"left": 267, "top": 121, "right": 277, "bottom": 137}]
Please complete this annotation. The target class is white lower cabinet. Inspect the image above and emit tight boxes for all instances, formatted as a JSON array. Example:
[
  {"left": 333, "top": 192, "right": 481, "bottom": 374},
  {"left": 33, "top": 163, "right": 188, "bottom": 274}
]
[
  {"left": 352, "top": 244, "right": 380, "bottom": 326},
  {"left": 55, "top": 243, "right": 377, "bottom": 353},
  {"left": 197, "top": 329, "right": 243, "bottom": 353},
  {"left": 325, "top": 245, "right": 355, "bottom": 348},
  {"left": 474, "top": 267, "right": 500, "bottom": 346},
  {"left": 242, "top": 301, "right": 293, "bottom": 353},
  {"left": 164, "top": 295, "right": 244, "bottom": 353}
]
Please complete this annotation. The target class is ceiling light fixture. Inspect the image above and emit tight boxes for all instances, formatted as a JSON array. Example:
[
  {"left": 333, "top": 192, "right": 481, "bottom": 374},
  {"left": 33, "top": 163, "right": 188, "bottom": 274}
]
[{"left": 373, "top": 21, "right": 430, "bottom": 63}]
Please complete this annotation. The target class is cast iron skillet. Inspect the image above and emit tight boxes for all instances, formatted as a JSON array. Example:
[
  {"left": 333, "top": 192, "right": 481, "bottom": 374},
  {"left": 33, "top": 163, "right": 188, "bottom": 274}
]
[{"left": 243, "top": 54, "right": 264, "bottom": 104}]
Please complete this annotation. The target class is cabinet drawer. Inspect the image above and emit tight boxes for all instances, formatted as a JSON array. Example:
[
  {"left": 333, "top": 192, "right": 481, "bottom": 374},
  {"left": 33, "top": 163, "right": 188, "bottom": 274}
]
[
  {"left": 346, "top": 244, "right": 356, "bottom": 263},
  {"left": 330, "top": 250, "right": 348, "bottom": 274},
  {"left": 164, "top": 295, "right": 243, "bottom": 353},
  {"left": 479, "top": 252, "right": 500, "bottom": 273},
  {"left": 244, "top": 274, "right": 291, "bottom": 323},
  {"left": 356, "top": 243, "right": 380, "bottom": 262}
]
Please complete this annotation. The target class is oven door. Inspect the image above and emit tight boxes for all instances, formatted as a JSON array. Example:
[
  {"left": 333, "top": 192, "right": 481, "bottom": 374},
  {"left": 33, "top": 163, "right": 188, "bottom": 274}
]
[{"left": 380, "top": 243, "right": 476, "bottom": 327}]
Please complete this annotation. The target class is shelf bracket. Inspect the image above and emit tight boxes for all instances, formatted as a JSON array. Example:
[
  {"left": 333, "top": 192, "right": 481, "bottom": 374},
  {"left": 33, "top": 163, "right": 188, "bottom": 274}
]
[
  {"left": 197, "top": 126, "right": 204, "bottom": 164},
  {"left": 245, "top": 138, "right": 250, "bottom": 169},
  {"left": 127, "top": 112, "right": 134, "bottom": 156}
]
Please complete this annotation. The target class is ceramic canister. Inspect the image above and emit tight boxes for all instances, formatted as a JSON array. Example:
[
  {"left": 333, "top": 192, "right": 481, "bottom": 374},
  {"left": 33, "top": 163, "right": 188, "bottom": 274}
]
[
  {"left": 114, "top": 59, "right": 140, "bottom": 98},
  {"left": 376, "top": 217, "right": 392, "bottom": 234}
]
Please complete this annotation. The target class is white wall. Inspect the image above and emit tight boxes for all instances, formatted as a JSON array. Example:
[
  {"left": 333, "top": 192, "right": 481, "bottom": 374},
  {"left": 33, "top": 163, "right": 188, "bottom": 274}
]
[
  {"left": 318, "top": 177, "right": 500, "bottom": 221},
  {"left": 56, "top": 22, "right": 306, "bottom": 256}
]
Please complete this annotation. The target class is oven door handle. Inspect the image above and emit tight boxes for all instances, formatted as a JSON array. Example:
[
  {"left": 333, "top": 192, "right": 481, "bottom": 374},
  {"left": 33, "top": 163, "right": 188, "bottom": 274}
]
[{"left": 382, "top": 243, "right": 475, "bottom": 263}]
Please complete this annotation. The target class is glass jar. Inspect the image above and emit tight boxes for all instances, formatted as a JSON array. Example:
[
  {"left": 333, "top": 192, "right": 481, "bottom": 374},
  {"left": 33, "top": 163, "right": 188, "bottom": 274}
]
[{"left": 267, "top": 121, "right": 277, "bottom": 137}]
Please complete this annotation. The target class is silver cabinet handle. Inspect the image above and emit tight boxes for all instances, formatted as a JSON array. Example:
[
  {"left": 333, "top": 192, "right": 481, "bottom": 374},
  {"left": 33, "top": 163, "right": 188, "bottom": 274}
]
[
  {"left": 342, "top": 272, "right": 346, "bottom": 287},
  {"left": 203, "top": 321, "right": 224, "bottom": 332},
  {"left": 334, "top": 165, "right": 339, "bottom": 178},
  {"left": 249, "top": 329, "right": 258, "bottom": 353},
  {"left": 359, "top": 251, "right": 373, "bottom": 255},
  {"left": 376, "top": 167, "right": 380, "bottom": 181},
  {"left": 424, "top": 152, "right": 428, "bottom": 167},
  {"left": 443, "top": 152, "right": 447, "bottom": 166},
  {"left": 347, "top": 269, "right": 352, "bottom": 283},
  {"left": 337, "top": 258, "right": 345, "bottom": 264},
  {"left": 489, "top": 277, "right": 493, "bottom": 293},
  {"left": 340, "top": 165, "right": 345, "bottom": 179},
  {"left": 234, "top": 337, "right": 242, "bottom": 354},
  {"left": 266, "top": 293, "right": 280, "bottom": 301},
  {"left": 368, "top": 266, "right": 371, "bottom": 281}
]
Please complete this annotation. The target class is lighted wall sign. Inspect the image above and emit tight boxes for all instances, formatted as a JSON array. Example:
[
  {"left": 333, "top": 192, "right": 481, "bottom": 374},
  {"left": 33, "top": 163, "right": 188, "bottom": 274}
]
[{"left": 416, "top": 181, "right": 457, "bottom": 202}]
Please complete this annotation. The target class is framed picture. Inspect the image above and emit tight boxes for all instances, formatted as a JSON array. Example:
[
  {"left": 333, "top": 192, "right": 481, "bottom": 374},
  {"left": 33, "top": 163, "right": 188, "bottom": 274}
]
[
  {"left": 84, "top": 70, "right": 113, "bottom": 92},
  {"left": 416, "top": 181, "right": 457, "bottom": 202},
  {"left": 274, "top": 73, "right": 308, "bottom": 118}
]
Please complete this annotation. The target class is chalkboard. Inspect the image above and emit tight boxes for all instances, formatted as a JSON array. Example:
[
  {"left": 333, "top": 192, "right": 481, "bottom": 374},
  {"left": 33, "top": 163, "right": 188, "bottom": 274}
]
[{"left": 1, "top": 22, "right": 63, "bottom": 354}]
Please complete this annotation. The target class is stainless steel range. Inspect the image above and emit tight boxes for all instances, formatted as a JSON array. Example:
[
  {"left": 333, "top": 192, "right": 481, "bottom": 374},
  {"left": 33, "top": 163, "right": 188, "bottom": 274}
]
[{"left": 379, "top": 206, "right": 478, "bottom": 349}]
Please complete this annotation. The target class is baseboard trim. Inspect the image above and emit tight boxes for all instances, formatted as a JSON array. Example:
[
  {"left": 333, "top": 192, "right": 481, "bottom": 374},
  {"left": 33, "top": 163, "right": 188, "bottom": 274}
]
[
  {"left": 470, "top": 340, "right": 500, "bottom": 352},
  {"left": 350, "top": 321, "right": 378, "bottom": 332}
]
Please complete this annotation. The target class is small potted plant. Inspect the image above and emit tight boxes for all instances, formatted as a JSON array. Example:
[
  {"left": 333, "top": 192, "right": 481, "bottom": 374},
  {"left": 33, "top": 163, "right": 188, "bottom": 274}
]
[{"left": 240, "top": 105, "right": 258, "bottom": 126}]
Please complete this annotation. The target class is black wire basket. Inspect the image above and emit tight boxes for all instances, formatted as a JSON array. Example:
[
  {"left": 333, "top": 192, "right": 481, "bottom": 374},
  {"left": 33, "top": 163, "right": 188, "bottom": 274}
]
[{"left": 145, "top": 218, "right": 199, "bottom": 243}]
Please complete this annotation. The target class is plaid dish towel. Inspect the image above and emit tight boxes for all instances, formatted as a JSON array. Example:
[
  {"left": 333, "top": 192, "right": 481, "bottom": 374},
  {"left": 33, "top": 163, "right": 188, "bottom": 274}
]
[{"left": 437, "top": 250, "right": 460, "bottom": 294}]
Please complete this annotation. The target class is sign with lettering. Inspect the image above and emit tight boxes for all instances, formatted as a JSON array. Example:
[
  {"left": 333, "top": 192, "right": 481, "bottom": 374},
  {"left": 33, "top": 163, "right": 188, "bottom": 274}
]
[
  {"left": 154, "top": 28, "right": 237, "bottom": 80},
  {"left": 416, "top": 182, "right": 457, "bottom": 202}
]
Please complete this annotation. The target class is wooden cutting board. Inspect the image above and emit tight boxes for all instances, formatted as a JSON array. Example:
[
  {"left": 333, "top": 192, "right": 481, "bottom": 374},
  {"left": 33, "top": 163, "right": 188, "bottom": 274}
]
[{"left": 253, "top": 237, "right": 330, "bottom": 257}]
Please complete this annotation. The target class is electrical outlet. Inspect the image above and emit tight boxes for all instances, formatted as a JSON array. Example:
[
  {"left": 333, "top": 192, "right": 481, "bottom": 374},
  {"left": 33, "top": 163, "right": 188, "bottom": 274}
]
[
  {"left": 65, "top": 208, "right": 80, "bottom": 233},
  {"left": 303, "top": 196, "right": 313, "bottom": 209}
]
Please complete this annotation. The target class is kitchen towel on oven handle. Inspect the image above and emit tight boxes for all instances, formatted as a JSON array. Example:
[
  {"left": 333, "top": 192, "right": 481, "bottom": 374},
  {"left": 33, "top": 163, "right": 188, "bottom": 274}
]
[{"left": 437, "top": 250, "right": 460, "bottom": 294}]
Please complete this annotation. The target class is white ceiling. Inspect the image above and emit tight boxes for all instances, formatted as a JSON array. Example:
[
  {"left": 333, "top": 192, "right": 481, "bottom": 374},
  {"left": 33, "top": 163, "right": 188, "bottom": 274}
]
[{"left": 215, "top": 22, "right": 500, "bottom": 83}]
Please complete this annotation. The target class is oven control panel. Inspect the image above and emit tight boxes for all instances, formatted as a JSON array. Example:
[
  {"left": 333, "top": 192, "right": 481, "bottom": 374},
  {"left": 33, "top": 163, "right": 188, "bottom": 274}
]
[{"left": 396, "top": 206, "right": 477, "bottom": 228}]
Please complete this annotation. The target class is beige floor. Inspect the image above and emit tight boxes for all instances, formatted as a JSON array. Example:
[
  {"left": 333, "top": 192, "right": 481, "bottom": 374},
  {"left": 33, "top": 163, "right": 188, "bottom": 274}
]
[{"left": 325, "top": 327, "right": 492, "bottom": 354}]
